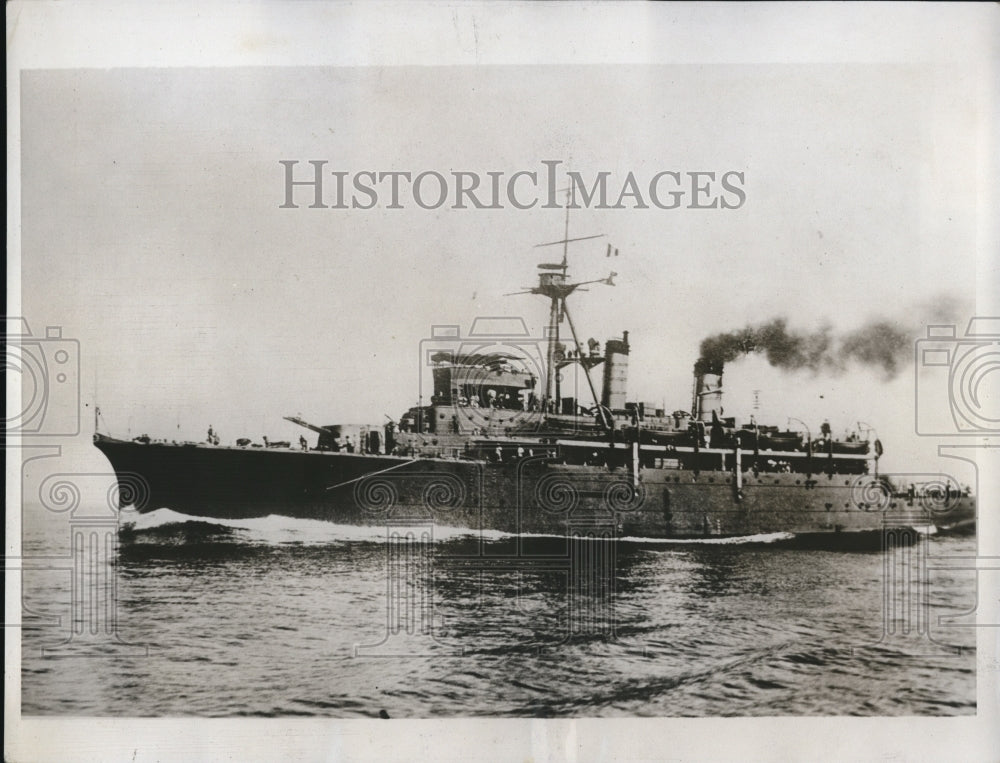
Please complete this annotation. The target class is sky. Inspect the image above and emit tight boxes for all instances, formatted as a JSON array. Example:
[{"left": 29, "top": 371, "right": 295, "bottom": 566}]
[{"left": 17, "top": 62, "right": 986, "bottom": 482}]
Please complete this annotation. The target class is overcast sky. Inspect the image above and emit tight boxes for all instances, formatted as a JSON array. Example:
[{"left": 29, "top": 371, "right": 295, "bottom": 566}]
[{"left": 19, "top": 62, "right": 984, "bottom": 477}]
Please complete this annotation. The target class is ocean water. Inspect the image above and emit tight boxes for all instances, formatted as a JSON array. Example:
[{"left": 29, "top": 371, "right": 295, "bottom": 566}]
[{"left": 19, "top": 505, "right": 977, "bottom": 717}]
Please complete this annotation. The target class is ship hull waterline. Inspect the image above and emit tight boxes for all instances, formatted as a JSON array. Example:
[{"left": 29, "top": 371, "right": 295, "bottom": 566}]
[{"left": 94, "top": 436, "right": 976, "bottom": 543}]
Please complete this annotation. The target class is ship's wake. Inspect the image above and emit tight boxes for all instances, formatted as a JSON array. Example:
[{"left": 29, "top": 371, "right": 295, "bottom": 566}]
[
  {"left": 119, "top": 509, "right": 801, "bottom": 548},
  {"left": 117, "top": 508, "right": 514, "bottom": 546}
]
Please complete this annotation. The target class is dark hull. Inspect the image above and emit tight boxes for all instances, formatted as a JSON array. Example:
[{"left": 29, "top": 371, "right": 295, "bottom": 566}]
[{"left": 94, "top": 435, "right": 976, "bottom": 539}]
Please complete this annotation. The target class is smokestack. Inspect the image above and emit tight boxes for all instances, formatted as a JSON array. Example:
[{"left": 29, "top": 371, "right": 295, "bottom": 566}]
[
  {"left": 601, "top": 332, "right": 630, "bottom": 411},
  {"left": 692, "top": 371, "right": 723, "bottom": 423}
]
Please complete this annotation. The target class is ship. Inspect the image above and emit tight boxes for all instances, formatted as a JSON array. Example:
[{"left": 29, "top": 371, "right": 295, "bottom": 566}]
[{"left": 94, "top": 214, "right": 976, "bottom": 544}]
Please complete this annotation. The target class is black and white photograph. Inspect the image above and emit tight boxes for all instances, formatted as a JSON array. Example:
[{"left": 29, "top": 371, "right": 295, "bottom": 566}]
[{"left": 6, "top": 3, "right": 999, "bottom": 761}]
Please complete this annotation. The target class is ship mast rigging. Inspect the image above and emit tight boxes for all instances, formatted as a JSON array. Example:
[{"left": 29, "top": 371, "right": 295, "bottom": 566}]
[{"left": 505, "top": 186, "right": 617, "bottom": 428}]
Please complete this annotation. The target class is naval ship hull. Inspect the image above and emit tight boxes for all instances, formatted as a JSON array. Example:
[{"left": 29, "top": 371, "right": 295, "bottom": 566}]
[{"left": 94, "top": 434, "right": 975, "bottom": 541}]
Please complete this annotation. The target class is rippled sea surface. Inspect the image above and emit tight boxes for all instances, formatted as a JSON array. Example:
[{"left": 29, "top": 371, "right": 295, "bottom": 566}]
[{"left": 21, "top": 505, "right": 976, "bottom": 717}]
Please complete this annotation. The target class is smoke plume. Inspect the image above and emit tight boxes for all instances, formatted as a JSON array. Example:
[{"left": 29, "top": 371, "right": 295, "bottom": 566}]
[{"left": 694, "top": 296, "right": 966, "bottom": 379}]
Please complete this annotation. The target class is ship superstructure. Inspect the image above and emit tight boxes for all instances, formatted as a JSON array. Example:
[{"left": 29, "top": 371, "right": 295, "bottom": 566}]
[{"left": 94, "top": 202, "right": 975, "bottom": 541}]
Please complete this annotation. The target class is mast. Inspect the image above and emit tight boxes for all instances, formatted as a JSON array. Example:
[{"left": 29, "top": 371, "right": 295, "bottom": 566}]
[
  {"left": 545, "top": 296, "right": 559, "bottom": 406},
  {"left": 562, "top": 183, "right": 571, "bottom": 268},
  {"left": 506, "top": 188, "right": 617, "bottom": 425}
]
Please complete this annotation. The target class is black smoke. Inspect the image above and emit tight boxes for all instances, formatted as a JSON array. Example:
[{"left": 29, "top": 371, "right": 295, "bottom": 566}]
[
  {"left": 838, "top": 321, "right": 911, "bottom": 377},
  {"left": 694, "top": 317, "right": 913, "bottom": 379}
]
